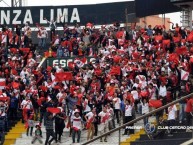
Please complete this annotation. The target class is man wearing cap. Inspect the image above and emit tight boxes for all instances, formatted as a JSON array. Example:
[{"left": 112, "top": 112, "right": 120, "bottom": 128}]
[{"left": 71, "top": 109, "right": 83, "bottom": 143}]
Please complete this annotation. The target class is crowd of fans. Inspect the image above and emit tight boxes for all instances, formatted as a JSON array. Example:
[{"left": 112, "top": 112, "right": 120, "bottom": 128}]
[{"left": 0, "top": 19, "right": 193, "bottom": 145}]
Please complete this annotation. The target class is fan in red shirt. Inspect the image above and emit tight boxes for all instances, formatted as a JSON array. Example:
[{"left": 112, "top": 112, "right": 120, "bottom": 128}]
[
  {"left": 185, "top": 97, "right": 193, "bottom": 127},
  {"left": 169, "top": 71, "right": 178, "bottom": 100}
]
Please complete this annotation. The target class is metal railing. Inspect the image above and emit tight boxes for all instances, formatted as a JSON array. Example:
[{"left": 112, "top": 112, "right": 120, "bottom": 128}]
[{"left": 82, "top": 92, "right": 193, "bottom": 145}]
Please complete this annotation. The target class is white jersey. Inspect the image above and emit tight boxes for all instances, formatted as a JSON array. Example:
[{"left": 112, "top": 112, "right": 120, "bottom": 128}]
[
  {"left": 21, "top": 100, "right": 33, "bottom": 109},
  {"left": 125, "top": 104, "right": 133, "bottom": 116},
  {"left": 98, "top": 111, "right": 110, "bottom": 124},
  {"left": 86, "top": 112, "right": 94, "bottom": 120},
  {"left": 113, "top": 98, "right": 121, "bottom": 109},
  {"left": 168, "top": 105, "right": 177, "bottom": 120},
  {"left": 71, "top": 116, "right": 82, "bottom": 130}
]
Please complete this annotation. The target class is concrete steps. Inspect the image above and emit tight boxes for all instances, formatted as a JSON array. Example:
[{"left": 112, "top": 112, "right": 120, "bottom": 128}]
[
  {"left": 3, "top": 121, "right": 26, "bottom": 145},
  {"left": 11, "top": 115, "right": 156, "bottom": 145}
]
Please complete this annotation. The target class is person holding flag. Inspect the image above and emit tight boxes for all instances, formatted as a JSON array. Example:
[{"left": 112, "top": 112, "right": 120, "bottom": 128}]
[{"left": 84, "top": 108, "right": 96, "bottom": 141}]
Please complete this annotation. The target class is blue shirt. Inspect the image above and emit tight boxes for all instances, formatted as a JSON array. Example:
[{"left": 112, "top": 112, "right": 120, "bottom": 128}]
[{"left": 10, "top": 97, "right": 18, "bottom": 109}]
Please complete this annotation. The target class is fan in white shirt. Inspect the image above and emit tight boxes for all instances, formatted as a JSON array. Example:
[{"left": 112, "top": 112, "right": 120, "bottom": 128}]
[
  {"left": 85, "top": 111, "right": 94, "bottom": 120},
  {"left": 141, "top": 102, "right": 149, "bottom": 115},
  {"left": 56, "top": 91, "right": 64, "bottom": 100},
  {"left": 125, "top": 103, "right": 133, "bottom": 117},
  {"left": 168, "top": 105, "right": 177, "bottom": 120},
  {"left": 113, "top": 96, "right": 121, "bottom": 110},
  {"left": 83, "top": 98, "right": 91, "bottom": 113},
  {"left": 159, "top": 83, "right": 167, "bottom": 97},
  {"left": 98, "top": 107, "right": 110, "bottom": 142},
  {"left": 148, "top": 84, "right": 157, "bottom": 100},
  {"left": 131, "top": 88, "right": 139, "bottom": 100},
  {"left": 20, "top": 68, "right": 29, "bottom": 79},
  {"left": 21, "top": 98, "right": 33, "bottom": 110},
  {"left": 40, "top": 28, "right": 48, "bottom": 38}
]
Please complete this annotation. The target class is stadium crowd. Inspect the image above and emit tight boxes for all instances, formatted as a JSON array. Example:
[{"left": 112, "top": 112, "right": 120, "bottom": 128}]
[{"left": 0, "top": 19, "right": 193, "bottom": 145}]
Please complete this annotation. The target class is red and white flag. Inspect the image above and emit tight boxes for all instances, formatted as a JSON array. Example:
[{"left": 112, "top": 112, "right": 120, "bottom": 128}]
[
  {"left": 0, "top": 78, "right": 6, "bottom": 90},
  {"left": 55, "top": 72, "right": 73, "bottom": 82},
  {"left": 74, "top": 57, "right": 87, "bottom": 68},
  {"left": 181, "top": 69, "right": 189, "bottom": 81}
]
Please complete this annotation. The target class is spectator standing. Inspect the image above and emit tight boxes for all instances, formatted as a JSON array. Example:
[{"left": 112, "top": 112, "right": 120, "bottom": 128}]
[
  {"left": 44, "top": 18, "right": 57, "bottom": 41},
  {"left": 9, "top": 94, "right": 18, "bottom": 121},
  {"left": 45, "top": 112, "right": 56, "bottom": 145},
  {"left": 71, "top": 110, "right": 83, "bottom": 143}
]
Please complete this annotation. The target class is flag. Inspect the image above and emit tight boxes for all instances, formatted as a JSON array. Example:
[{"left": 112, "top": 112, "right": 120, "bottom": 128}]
[
  {"left": 140, "top": 91, "right": 149, "bottom": 97},
  {"left": 47, "top": 107, "right": 61, "bottom": 114},
  {"left": 74, "top": 57, "right": 87, "bottom": 68},
  {"left": 168, "top": 53, "right": 179, "bottom": 64},
  {"left": 0, "top": 78, "right": 6, "bottom": 90},
  {"left": 176, "top": 46, "right": 188, "bottom": 55},
  {"left": 149, "top": 100, "right": 162, "bottom": 108},
  {"left": 110, "top": 66, "right": 121, "bottom": 75},
  {"left": 162, "top": 39, "right": 170, "bottom": 48},
  {"left": 10, "top": 48, "right": 18, "bottom": 54},
  {"left": 19, "top": 48, "right": 30, "bottom": 53},
  {"left": 54, "top": 85, "right": 61, "bottom": 90},
  {"left": 55, "top": 72, "right": 73, "bottom": 82},
  {"left": 68, "top": 62, "right": 75, "bottom": 69},
  {"left": 72, "top": 127, "right": 80, "bottom": 131},
  {"left": 40, "top": 86, "right": 48, "bottom": 92},
  {"left": 94, "top": 68, "right": 102, "bottom": 76},
  {"left": 12, "top": 82, "right": 19, "bottom": 89},
  {"left": 113, "top": 55, "right": 121, "bottom": 63},
  {"left": 181, "top": 69, "right": 189, "bottom": 81},
  {"left": 0, "top": 97, "right": 9, "bottom": 102}
]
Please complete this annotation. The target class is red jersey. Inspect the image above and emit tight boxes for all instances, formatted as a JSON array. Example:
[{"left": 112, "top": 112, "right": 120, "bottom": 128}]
[{"left": 186, "top": 98, "right": 193, "bottom": 113}]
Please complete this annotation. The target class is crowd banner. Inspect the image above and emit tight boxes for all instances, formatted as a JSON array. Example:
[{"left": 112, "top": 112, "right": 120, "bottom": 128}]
[
  {"left": 0, "top": 1, "right": 134, "bottom": 27},
  {"left": 46, "top": 57, "right": 96, "bottom": 68}
]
